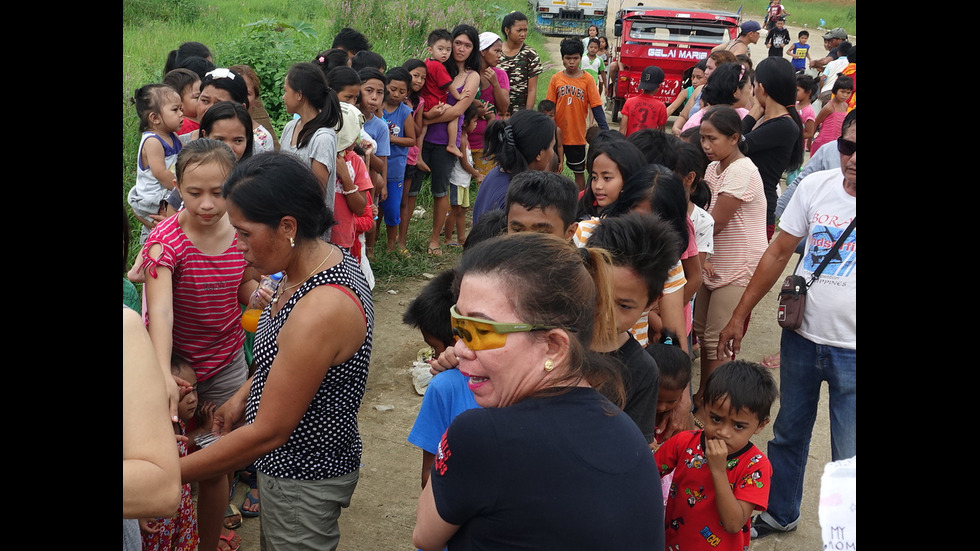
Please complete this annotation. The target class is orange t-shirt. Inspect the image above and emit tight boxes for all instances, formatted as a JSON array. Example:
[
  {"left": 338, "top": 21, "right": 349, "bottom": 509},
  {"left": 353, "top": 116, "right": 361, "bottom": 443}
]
[{"left": 546, "top": 70, "right": 602, "bottom": 146}]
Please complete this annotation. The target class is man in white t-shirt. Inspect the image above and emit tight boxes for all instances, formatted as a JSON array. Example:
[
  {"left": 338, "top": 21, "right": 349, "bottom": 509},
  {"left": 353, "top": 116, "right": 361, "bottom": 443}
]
[{"left": 716, "top": 109, "right": 856, "bottom": 539}]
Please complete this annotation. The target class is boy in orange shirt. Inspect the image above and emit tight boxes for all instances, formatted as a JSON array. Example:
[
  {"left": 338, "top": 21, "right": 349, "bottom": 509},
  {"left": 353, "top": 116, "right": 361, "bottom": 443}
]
[
  {"left": 619, "top": 66, "right": 668, "bottom": 137},
  {"left": 546, "top": 37, "right": 607, "bottom": 191}
]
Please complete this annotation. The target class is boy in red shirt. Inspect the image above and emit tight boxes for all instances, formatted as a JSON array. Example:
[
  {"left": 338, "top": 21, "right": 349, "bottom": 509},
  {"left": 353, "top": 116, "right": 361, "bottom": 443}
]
[
  {"left": 619, "top": 66, "right": 667, "bottom": 137},
  {"left": 546, "top": 37, "right": 608, "bottom": 191},
  {"left": 655, "top": 360, "right": 777, "bottom": 551}
]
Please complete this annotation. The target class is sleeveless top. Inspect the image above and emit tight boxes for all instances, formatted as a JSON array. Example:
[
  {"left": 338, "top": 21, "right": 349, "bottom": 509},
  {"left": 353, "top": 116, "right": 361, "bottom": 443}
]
[
  {"left": 129, "top": 131, "right": 182, "bottom": 211},
  {"left": 245, "top": 249, "right": 374, "bottom": 480},
  {"left": 811, "top": 110, "right": 847, "bottom": 155}
]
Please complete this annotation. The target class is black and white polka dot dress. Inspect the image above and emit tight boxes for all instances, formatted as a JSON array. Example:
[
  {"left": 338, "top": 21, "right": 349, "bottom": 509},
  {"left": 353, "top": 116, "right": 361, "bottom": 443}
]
[{"left": 245, "top": 249, "right": 374, "bottom": 480}]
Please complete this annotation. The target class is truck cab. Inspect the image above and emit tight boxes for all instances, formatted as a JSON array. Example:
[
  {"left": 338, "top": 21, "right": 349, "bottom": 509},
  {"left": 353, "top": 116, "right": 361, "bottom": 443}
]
[
  {"left": 534, "top": 0, "right": 609, "bottom": 37},
  {"left": 609, "top": 6, "right": 740, "bottom": 122}
]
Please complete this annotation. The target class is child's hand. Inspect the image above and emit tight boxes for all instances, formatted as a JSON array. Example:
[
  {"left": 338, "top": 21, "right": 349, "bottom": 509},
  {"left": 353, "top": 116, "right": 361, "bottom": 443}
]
[
  {"left": 704, "top": 437, "right": 730, "bottom": 473},
  {"left": 702, "top": 261, "right": 716, "bottom": 278},
  {"left": 197, "top": 401, "right": 216, "bottom": 432},
  {"left": 428, "top": 346, "right": 460, "bottom": 376},
  {"left": 460, "top": 88, "right": 473, "bottom": 99},
  {"left": 433, "top": 103, "right": 447, "bottom": 116},
  {"left": 371, "top": 204, "right": 379, "bottom": 217},
  {"left": 475, "top": 172, "right": 485, "bottom": 184},
  {"left": 360, "top": 139, "right": 376, "bottom": 157},
  {"left": 139, "top": 518, "right": 162, "bottom": 535},
  {"left": 416, "top": 159, "right": 430, "bottom": 173}
]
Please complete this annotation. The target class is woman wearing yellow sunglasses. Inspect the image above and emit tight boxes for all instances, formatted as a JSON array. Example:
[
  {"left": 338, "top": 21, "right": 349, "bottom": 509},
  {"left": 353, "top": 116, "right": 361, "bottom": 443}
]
[{"left": 413, "top": 232, "right": 665, "bottom": 550}]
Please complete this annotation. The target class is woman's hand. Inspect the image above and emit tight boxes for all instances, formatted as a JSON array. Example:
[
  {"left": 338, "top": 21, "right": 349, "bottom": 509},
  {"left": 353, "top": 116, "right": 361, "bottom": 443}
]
[
  {"left": 250, "top": 285, "right": 274, "bottom": 310},
  {"left": 213, "top": 385, "right": 249, "bottom": 436}
]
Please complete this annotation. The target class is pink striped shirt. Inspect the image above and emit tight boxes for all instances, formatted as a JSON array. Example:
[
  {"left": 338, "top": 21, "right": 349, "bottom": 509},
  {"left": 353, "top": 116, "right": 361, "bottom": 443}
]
[
  {"left": 141, "top": 215, "right": 246, "bottom": 381},
  {"left": 703, "top": 157, "right": 768, "bottom": 290}
]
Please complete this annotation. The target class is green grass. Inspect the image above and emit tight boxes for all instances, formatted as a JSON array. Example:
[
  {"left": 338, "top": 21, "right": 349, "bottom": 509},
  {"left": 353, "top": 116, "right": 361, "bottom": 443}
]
[
  {"left": 123, "top": 0, "right": 544, "bottom": 281},
  {"left": 710, "top": 1, "right": 857, "bottom": 36}
]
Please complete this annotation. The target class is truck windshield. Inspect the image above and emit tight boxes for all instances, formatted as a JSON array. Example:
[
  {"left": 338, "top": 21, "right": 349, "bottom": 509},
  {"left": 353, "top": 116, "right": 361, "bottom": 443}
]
[{"left": 627, "top": 20, "right": 732, "bottom": 45}]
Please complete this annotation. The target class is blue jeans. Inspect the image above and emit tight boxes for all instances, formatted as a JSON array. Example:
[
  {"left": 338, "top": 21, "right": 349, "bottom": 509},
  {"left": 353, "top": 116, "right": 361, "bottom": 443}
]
[{"left": 763, "top": 328, "right": 856, "bottom": 528}]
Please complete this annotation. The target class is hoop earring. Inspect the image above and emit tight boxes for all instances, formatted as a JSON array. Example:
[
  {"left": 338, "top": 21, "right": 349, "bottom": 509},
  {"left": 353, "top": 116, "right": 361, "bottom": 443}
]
[{"left": 544, "top": 359, "right": 554, "bottom": 372}]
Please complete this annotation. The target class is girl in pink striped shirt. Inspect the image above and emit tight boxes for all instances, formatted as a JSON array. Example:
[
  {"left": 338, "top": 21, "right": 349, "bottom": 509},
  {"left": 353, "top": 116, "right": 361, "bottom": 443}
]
[{"left": 137, "top": 138, "right": 263, "bottom": 551}]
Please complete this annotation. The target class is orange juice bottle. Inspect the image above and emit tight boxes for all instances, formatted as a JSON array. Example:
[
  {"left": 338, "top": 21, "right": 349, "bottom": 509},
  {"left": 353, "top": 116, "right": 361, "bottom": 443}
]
[{"left": 241, "top": 272, "right": 282, "bottom": 333}]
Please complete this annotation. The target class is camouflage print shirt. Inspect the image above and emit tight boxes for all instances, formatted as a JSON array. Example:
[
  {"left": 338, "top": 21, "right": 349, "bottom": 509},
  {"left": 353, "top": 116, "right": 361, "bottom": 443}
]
[{"left": 498, "top": 43, "right": 543, "bottom": 113}]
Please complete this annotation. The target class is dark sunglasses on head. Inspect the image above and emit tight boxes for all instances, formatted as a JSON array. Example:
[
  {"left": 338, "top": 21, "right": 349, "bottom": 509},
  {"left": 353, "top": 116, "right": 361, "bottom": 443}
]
[{"left": 837, "top": 137, "right": 856, "bottom": 156}]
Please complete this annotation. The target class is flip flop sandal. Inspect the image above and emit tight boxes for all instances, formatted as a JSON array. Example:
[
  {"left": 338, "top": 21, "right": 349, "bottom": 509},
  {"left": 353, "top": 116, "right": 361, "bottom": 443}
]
[
  {"left": 224, "top": 503, "right": 243, "bottom": 530},
  {"left": 241, "top": 490, "right": 260, "bottom": 518},
  {"left": 218, "top": 530, "right": 242, "bottom": 551},
  {"left": 427, "top": 246, "right": 443, "bottom": 256}
]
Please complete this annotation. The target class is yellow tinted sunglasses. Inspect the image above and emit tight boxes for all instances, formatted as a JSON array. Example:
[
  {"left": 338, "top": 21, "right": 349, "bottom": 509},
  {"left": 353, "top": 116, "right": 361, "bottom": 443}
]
[{"left": 450, "top": 304, "right": 560, "bottom": 351}]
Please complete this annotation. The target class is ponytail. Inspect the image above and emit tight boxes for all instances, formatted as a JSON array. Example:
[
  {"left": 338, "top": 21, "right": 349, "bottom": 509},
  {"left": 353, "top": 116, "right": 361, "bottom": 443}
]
[{"left": 484, "top": 109, "right": 555, "bottom": 174}]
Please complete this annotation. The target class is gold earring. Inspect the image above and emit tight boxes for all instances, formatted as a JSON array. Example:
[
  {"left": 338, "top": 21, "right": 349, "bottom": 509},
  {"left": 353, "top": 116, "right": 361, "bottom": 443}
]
[
  {"left": 544, "top": 359, "right": 554, "bottom": 372},
  {"left": 289, "top": 237, "right": 295, "bottom": 248}
]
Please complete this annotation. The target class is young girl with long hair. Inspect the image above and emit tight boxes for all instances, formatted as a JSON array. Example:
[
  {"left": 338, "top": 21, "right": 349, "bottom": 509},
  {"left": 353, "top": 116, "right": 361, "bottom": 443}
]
[
  {"left": 137, "top": 139, "right": 264, "bottom": 551},
  {"left": 281, "top": 62, "right": 348, "bottom": 220}
]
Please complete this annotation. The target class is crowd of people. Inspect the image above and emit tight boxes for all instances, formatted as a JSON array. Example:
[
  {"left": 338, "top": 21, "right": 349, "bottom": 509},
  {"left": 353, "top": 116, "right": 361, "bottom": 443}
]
[{"left": 123, "top": 10, "right": 855, "bottom": 550}]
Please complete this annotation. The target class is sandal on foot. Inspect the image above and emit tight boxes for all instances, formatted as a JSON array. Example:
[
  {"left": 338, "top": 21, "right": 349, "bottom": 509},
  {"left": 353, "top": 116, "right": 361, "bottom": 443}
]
[
  {"left": 218, "top": 530, "right": 242, "bottom": 551},
  {"left": 761, "top": 353, "right": 781, "bottom": 369},
  {"left": 427, "top": 246, "right": 443, "bottom": 256},
  {"left": 223, "top": 503, "right": 243, "bottom": 530},
  {"left": 241, "top": 489, "right": 260, "bottom": 518}
]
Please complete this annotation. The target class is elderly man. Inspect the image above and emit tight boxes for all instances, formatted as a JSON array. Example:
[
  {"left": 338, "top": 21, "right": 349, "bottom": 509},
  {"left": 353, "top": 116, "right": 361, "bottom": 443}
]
[
  {"left": 717, "top": 109, "right": 856, "bottom": 539},
  {"left": 712, "top": 20, "right": 762, "bottom": 58}
]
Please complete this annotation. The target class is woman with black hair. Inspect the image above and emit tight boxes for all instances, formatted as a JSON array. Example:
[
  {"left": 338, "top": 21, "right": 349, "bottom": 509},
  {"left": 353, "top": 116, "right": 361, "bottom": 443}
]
[
  {"left": 420, "top": 24, "right": 482, "bottom": 255},
  {"left": 470, "top": 109, "right": 556, "bottom": 224},
  {"left": 741, "top": 56, "right": 805, "bottom": 241}
]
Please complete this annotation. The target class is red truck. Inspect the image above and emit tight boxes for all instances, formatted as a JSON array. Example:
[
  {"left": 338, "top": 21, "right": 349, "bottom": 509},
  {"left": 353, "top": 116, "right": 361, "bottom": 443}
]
[{"left": 608, "top": 6, "right": 741, "bottom": 122}]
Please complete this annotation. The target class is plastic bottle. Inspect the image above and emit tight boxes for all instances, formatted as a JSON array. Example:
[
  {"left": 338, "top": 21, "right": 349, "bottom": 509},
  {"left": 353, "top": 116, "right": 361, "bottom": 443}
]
[{"left": 241, "top": 272, "right": 283, "bottom": 333}]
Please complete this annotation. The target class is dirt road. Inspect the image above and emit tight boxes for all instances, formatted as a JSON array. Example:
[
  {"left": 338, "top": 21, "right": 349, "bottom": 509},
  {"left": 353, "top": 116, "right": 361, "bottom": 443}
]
[{"left": 227, "top": 5, "right": 846, "bottom": 549}]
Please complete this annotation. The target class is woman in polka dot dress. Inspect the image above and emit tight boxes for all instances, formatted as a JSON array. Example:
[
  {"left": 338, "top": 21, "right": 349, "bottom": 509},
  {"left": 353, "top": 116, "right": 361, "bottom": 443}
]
[{"left": 180, "top": 152, "right": 374, "bottom": 551}]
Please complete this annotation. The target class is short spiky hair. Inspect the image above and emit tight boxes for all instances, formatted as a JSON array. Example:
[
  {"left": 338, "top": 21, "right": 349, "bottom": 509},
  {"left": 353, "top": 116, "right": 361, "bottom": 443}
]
[
  {"left": 586, "top": 212, "right": 681, "bottom": 303},
  {"left": 702, "top": 360, "right": 778, "bottom": 422},
  {"left": 427, "top": 28, "right": 452, "bottom": 47},
  {"left": 505, "top": 170, "right": 579, "bottom": 231}
]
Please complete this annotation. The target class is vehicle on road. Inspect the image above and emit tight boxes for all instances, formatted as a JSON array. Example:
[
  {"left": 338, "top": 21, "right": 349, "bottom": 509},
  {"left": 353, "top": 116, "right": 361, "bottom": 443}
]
[
  {"left": 609, "top": 6, "right": 740, "bottom": 122},
  {"left": 533, "top": 0, "right": 609, "bottom": 37}
]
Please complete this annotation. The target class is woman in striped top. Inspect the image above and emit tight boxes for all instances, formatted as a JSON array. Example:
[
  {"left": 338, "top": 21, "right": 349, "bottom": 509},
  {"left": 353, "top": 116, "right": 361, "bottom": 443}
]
[
  {"left": 138, "top": 139, "right": 263, "bottom": 551},
  {"left": 692, "top": 106, "right": 767, "bottom": 412}
]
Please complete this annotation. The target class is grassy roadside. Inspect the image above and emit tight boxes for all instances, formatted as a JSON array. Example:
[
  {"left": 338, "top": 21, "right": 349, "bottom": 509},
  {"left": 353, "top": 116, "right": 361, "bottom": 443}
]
[
  {"left": 703, "top": 0, "right": 856, "bottom": 36},
  {"left": 123, "top": 0, "right": 553, "bottom": 281}
]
